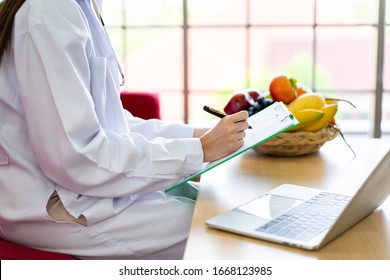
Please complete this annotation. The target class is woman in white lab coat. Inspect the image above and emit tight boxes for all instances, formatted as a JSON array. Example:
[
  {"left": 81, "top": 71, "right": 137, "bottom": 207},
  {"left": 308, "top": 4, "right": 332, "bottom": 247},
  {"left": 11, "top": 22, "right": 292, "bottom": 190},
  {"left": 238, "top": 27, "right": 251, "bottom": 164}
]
[{"left": 0, "top": 0, "right": 248, "bottom": 259}]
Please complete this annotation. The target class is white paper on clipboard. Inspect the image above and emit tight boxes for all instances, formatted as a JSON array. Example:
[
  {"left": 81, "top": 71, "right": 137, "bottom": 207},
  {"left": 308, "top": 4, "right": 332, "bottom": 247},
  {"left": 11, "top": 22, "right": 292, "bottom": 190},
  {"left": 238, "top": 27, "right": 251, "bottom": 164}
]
[{"left": 167, "top": 101, "right": 298, "bottom": 191}]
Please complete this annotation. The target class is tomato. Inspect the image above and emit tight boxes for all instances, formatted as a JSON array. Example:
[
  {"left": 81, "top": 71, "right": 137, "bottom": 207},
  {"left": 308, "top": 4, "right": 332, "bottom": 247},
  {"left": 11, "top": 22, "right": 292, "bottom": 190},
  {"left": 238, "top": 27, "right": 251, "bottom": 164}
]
[{"left": 269, "top": 75, "right": 297, "bottom": 104}]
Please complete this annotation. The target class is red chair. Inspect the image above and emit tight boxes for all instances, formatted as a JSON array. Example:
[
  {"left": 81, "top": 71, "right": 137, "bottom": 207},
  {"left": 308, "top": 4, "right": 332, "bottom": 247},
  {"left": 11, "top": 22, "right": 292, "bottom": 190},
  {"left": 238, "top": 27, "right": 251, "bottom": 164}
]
[
  {"left": 120, "top": 91, "right": 161, "bottom": 120},
  {"left": 0, "top": 238, "right": 77, "bottom": 260}
]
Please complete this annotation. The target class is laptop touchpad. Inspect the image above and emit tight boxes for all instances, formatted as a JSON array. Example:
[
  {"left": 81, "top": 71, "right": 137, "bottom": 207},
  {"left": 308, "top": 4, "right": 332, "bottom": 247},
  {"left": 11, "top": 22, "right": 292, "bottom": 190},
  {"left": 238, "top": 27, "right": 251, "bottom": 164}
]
[{"left": 235, "top": 194, "right": 303, "bottom": 220}]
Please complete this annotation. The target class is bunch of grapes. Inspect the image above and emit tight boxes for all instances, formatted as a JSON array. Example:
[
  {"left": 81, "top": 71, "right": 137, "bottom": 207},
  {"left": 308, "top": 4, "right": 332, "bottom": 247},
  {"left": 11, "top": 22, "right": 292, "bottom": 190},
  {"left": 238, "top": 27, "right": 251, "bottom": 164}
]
[
  {"left": 247, "top": 95, "right": 275, "bottom": 117},
  {"left": 223, "top": 88, "right": 275, "bottom": 116}
]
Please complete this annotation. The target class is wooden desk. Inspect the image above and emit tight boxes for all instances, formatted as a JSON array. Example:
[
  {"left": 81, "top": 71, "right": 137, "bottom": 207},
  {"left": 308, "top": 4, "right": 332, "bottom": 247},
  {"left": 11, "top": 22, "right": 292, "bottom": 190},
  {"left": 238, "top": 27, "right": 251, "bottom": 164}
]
[{"left": 184, "top": 137, "right": 390, "bottom": 260}]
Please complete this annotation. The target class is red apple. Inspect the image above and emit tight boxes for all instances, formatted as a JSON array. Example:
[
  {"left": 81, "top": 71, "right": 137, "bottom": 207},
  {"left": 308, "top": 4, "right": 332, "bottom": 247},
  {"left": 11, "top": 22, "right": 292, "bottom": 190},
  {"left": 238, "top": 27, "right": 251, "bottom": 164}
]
[
  {"left": 224, "top": 92, "right": 251, "bottom": 114},
  {"left": 246, "top": 88, "right": 261, "bottom": 103}
]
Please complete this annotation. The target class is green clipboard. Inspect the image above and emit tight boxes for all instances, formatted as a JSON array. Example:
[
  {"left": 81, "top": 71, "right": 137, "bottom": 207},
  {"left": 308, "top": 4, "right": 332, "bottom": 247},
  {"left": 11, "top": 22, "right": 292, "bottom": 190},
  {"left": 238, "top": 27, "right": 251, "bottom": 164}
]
[{"left": 166, "top": 101, "right": 298, "bottom": 192}]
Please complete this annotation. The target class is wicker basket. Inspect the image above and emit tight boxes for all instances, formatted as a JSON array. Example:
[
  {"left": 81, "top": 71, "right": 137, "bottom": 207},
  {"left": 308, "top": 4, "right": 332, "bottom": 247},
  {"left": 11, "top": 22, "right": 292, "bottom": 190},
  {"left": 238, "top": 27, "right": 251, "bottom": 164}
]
[{"left": 254, "top": 126, "right": 339, "bottom": 156}]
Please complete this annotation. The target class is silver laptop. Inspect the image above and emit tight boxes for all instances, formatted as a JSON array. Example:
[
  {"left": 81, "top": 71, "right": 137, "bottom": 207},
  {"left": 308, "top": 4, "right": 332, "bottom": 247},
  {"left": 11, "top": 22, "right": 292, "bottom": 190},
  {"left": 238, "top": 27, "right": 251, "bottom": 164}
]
[{"left": 206, "top": 147, "right": 390, "bottom": 250}]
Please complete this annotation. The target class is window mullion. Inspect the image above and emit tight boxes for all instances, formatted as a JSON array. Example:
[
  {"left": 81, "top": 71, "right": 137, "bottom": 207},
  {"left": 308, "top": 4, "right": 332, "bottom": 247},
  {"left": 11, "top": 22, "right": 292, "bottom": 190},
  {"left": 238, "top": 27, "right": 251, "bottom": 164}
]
[
  {"left": 183, "top": 0, "right": 189, "bottom": 123},
  {"left": 372, "top": 0, "right": 386, "bottom": 138}
]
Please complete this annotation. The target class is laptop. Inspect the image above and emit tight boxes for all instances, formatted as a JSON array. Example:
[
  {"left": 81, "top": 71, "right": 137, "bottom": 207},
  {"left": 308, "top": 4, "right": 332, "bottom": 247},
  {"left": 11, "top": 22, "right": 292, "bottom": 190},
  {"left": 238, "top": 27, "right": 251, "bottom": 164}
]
[{"left": 206, "top": 146, "right": 390, "bottom": 250}]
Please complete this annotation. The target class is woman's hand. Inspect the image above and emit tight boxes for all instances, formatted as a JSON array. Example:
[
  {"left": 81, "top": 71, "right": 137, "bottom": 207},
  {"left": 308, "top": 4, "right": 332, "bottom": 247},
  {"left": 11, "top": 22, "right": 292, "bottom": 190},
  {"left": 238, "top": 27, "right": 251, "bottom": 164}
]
[
  {"left": 199, "top": 111, "right": 249, "bottom": 162},
  {"left": 193, "top": 128, "right": 210, "bottom": 138}
]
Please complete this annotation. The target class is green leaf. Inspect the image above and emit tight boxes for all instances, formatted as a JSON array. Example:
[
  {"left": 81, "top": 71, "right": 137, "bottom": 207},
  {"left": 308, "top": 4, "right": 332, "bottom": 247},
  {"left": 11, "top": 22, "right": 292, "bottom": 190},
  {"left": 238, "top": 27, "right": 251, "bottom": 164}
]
[
  {"left": 329, "top": 124, "right": 356, "bottom": 157},
  {"left": 325, "top": 98, "right": 356, "bottom": 108},
  {"left": 289, "top": 77, "right": 298, "bottom": 90}
]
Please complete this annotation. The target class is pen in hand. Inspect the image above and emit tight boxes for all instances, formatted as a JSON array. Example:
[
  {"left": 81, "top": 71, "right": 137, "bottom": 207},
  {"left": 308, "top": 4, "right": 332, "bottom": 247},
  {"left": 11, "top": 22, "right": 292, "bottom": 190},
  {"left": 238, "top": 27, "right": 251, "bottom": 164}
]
[{"left": 203, "top": 105, "right": 252, "bottom": 129}]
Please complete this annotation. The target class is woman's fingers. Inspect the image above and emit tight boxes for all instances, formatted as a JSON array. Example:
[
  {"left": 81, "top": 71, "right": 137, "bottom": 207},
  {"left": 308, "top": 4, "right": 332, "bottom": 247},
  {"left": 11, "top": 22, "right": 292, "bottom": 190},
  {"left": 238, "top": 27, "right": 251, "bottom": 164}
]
[
  {"left": 227, "top": 111, "right": 249, "bottom": 131},
  {"left": 229, "top": 110, "right": 249, "bottom": 124},
  {"left": 200, "top": 110, "right": 249, "bottom": 162}
]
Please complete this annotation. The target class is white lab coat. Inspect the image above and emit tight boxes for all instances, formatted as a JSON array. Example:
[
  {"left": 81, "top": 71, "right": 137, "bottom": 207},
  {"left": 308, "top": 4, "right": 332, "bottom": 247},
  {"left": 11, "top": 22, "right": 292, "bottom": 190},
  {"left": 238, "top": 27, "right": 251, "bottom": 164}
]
[{"left": 0, "top": 0, "right": 203, "bottom": 259}]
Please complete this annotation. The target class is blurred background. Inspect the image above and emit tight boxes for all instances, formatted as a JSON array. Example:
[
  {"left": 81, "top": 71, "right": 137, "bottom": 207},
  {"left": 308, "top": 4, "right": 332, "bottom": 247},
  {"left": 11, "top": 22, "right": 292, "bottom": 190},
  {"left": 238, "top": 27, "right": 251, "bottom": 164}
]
[{"left": 102, "top": 0, "right": 390, "bottom": 138}]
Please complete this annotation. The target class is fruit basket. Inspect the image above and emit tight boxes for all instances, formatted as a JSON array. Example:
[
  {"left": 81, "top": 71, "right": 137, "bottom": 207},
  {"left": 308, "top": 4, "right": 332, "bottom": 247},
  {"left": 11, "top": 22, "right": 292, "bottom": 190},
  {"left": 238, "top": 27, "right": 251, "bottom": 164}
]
[
  {"left": 220, "top": 75, "right": 356, "bottom": 157},
  {"left": 254, "top": 126, "right": 339, "bottom": 156}
]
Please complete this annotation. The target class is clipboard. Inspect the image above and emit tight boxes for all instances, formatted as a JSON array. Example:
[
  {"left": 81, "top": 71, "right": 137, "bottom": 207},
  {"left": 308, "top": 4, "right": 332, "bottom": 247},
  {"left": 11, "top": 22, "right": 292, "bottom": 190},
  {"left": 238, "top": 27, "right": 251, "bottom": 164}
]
[{"left": 166, "top": 101, "right": 298, "bottom": 192}]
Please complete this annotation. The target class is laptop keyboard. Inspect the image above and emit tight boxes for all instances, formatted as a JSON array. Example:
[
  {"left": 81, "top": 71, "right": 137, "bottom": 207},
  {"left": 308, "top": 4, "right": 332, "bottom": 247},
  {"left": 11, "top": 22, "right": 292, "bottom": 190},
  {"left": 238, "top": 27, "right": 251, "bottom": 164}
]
[{"left": 255, "top": 192, "right": 351, "bottom": 241}]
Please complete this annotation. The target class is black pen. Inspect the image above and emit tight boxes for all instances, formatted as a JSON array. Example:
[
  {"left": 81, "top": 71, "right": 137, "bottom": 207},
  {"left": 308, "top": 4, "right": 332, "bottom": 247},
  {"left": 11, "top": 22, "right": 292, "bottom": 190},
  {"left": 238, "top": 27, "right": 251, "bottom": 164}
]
[{"left": 203, "top": 105, "right": 252, "bottom": 129}]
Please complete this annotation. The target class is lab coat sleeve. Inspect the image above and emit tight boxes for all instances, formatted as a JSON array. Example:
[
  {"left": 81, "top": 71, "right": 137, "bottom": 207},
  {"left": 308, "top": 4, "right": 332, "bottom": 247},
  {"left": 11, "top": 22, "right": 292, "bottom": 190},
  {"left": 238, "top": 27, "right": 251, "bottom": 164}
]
[
  {"left": 96, "top": 0, "right": 103, "bottom": 12},
  {"left": 14, "top": 5, "right": 203, "bottom": 198},
  {"left": 124, "top": 111, "right": 197, "bottom": 140}
]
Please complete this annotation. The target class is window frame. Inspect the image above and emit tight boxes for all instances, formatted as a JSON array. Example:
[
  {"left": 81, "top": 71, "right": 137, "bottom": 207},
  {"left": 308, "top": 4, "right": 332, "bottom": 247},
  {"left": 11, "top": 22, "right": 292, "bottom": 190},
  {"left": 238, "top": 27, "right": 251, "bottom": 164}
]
[{"left": 105, "top": 0, "right": 389, "bottom": 137}]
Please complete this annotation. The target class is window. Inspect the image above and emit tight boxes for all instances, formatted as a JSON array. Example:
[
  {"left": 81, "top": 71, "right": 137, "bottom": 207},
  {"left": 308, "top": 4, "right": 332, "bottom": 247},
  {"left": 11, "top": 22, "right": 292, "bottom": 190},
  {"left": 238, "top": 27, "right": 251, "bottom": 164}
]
[{"left": 103, "top": 0, "right": 389, "bottom": 137}]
